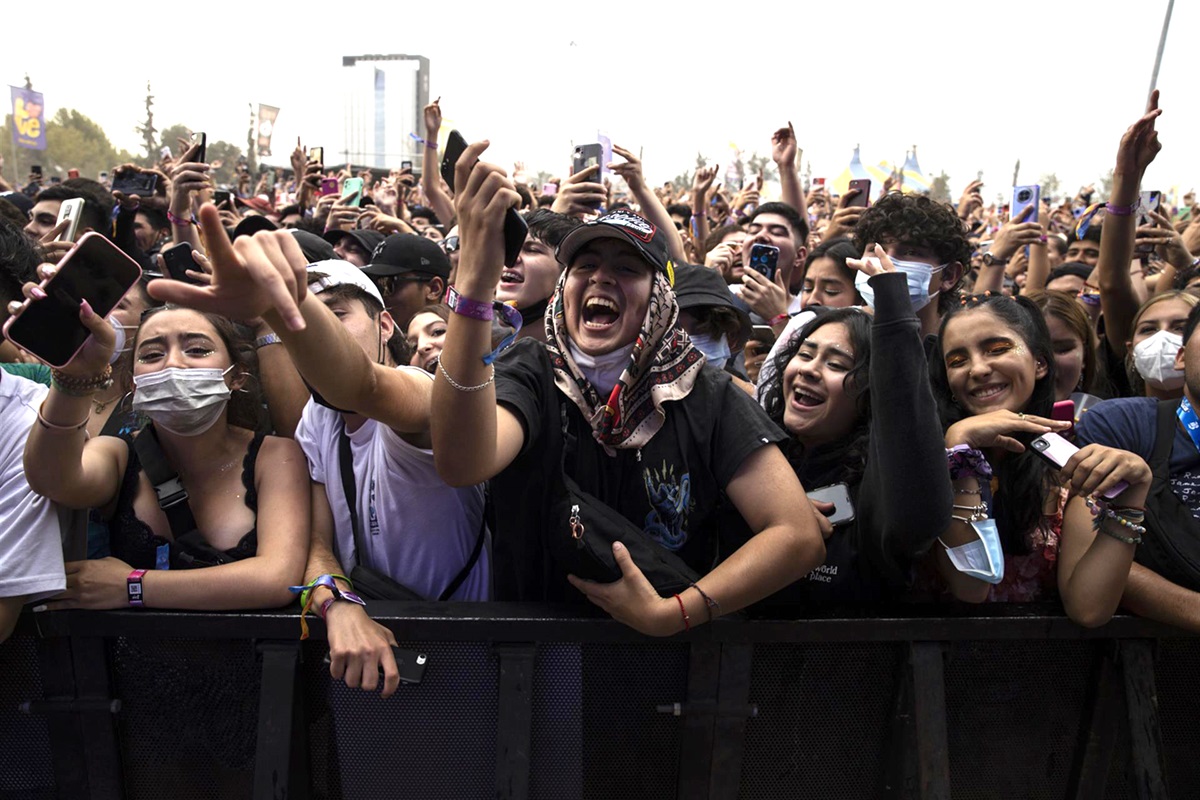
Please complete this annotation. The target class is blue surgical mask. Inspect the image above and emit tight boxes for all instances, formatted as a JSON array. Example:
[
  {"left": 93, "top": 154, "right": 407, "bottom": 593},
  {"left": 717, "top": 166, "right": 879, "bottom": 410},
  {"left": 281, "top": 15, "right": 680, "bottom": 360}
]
[
  {"left": 940, "top": 518, "right": 1005, "bottom": 585},
  {"left": 689, "top": 332, "right": 731, "bottom": 370},
  {"left": 854, "top": 257, "right": 947, "bottom": 312}
]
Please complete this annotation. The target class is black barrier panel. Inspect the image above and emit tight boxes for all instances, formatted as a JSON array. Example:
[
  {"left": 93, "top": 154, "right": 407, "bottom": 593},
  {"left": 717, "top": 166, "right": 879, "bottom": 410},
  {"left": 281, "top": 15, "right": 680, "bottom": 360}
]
[
  {"left": 0, "top": 635, "right": 55, "bottom": 799},
  {"left": 529, "top": 643, "right": 582, "bottom": 800},
  {"left": 108, "top": 637, "right": 261, "bottom": 800},
  {"left": 1154, "top": 639, "right": 1200, "bottom": 794},
  {"left": 739, "top": 642, "right": 903, "bottom": 799},
  {"left": 301, "top": 640, "right": 499, "bottom": 800},
  {"left": 943, "top": 640, "right": 1101, "bottom": 799}
]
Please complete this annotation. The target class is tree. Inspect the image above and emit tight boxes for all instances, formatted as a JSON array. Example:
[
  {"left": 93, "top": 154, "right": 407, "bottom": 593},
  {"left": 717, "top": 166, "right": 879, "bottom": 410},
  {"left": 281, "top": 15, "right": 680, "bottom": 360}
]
[
  {"left": 745, "top": 152, "right": 778, "bottom": 186},
  {"left": 929, "top": 171, "right": 952, "bottom": 204},
  {"left": 0, "top": 108, "right": 138, "bottom": 181},
  {"left": 1097, "top": 169, "right": 1114, "bottom": 202},
  {"left": 1039, "top": 172, "right": 1061, "bottom": 202},
  {"left": 135, "top": 82, "right": 156, "bottom": 166},
  {"left": 158, "top": 124, "right": 193, "bottom": 158},
  {"left": 206, "top": 140, "right": 245, "bottom": 187}
]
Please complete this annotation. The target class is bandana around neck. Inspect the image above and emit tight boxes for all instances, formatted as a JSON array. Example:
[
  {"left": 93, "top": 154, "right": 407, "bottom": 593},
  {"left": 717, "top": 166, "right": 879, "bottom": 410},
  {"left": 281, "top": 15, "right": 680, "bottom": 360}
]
[{"left": 544, "top": 269, "right": 705, "bottom": 451}]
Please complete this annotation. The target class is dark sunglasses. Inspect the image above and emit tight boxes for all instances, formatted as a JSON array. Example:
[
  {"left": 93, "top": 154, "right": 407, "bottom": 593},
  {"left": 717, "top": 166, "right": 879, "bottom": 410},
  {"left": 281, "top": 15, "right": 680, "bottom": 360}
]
[{"left": 442, "top": 236, "right": 460, "bottom": 253}]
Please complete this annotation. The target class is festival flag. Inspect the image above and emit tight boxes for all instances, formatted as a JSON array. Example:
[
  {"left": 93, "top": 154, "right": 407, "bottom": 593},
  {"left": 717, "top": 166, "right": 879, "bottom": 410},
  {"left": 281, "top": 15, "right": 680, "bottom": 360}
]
[
  {"left": 256, "top": 104, "right": 280, "bottom": 156},
  {"left": 10, "top": 86, "right": 46, "bottom": 151}
]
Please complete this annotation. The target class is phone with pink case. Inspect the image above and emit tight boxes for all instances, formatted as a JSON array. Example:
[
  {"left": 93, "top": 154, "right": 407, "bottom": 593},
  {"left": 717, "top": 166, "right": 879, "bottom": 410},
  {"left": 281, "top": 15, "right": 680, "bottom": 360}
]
[{"left": 1029, "top": 432, "right": 1128, "bottom": 499}]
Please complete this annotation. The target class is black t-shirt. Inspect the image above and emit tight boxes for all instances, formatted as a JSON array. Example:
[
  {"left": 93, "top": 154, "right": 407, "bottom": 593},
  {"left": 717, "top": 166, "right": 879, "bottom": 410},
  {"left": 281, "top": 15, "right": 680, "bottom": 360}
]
[{"left": 491, "top": 338, "right": 787, "bottom": 601}]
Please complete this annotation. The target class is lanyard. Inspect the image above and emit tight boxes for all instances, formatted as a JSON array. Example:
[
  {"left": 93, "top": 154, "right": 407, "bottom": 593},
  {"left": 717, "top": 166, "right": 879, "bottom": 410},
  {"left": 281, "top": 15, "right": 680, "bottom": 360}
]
[{"left": 1176, "top": 396, "right": 1200, "bottom": 453}]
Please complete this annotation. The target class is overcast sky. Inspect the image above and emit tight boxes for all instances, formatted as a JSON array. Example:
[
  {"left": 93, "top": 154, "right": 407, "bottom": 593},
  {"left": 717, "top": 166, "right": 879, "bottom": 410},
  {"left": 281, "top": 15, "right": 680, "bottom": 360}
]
[{"left": 4, "top": 0, "right": 1194, "bottom": 203}]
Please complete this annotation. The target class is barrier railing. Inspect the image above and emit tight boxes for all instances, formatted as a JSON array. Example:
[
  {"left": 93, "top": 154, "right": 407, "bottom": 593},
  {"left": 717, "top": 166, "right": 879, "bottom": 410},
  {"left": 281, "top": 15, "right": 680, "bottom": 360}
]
[{"left": 2, "top": 603, "right": 1195, "bottom": 800}]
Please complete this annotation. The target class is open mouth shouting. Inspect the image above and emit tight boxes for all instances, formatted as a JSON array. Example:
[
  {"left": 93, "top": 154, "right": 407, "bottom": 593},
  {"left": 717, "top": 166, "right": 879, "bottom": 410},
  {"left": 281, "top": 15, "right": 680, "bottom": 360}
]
[
  {"left": 790, "top": 385, "right": 826, "bottom": 412},
  {"left": 582, "top": 296, "right": 621, "bottom": 330}
]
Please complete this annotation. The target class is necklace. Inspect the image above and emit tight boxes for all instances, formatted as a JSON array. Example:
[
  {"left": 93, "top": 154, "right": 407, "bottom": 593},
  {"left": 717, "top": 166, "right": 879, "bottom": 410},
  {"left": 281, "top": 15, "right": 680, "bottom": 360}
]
[{"left": 92, "top": 395, "right": 118, "bottom": 414}]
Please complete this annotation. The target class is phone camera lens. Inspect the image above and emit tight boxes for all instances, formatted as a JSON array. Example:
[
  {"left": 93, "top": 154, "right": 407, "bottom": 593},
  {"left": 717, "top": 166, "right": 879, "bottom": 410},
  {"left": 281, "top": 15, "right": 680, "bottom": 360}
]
[
  {"left": 1033, "top": 439, "right": 1047, "bottom": 451},
  {"left": 1017, "top": 189, "right": 1032, "bottom": 203}
]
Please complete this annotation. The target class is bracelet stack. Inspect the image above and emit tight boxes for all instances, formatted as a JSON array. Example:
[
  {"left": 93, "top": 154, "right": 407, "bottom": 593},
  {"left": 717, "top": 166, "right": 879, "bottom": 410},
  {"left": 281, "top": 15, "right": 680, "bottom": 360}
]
[
  {"left": 951, "top": 501, "right": 989, "bottom": 525},
  {"left": 1084, "top": 496, "right": 1146, "bottom": 545},
  {"left": 51, "top": 365, "right": 113, "bottom": 397}
]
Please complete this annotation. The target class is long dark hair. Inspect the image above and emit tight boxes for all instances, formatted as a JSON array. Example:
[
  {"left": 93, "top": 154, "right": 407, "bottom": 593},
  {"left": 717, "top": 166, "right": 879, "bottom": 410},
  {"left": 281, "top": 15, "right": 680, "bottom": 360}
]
[
  {"left": 929, "top": 294, "right": 1056, "bottom": 552},
  {"left": 761, "top": 308, "right": 872, "bottom": 487}
]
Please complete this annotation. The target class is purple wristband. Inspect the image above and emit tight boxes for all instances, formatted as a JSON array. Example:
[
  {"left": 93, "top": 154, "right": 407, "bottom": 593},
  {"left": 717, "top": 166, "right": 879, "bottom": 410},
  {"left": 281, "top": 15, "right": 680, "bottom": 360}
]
[
  {"left": 1104, "top": 201, "right": 1137, "bottom": 216},
  {"left": 445, "top": 286, "right": 495, "bottom": 321}
]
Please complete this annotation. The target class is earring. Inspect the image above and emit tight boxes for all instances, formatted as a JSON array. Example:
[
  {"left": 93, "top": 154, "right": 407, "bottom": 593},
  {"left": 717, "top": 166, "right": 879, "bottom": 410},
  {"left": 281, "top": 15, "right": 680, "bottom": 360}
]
[{"left": 1076, "top": 374, "right": 1085, "bottom": 391}]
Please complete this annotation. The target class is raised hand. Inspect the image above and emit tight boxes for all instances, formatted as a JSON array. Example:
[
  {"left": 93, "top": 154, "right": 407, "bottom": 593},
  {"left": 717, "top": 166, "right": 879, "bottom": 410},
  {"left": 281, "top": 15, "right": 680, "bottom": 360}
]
[
  {"left": 1114, "top": 90, "right": 1162, "bottom": 181},
  {"left": 958, "top": 179, "right": 984, "bottom": 219},
  {"left": 453, "top": 140, "right": 522, "bottom": 298},
  {"left": 989, "top": 205, "right": 1046, "bottom": 261},
  {"left": 771, "top": 122, "right": 797, "bottom": 166},
  {"left": 551, "top": 164, "right": 606, "bottom": 218},
  {"left": 424, "top": 97, "right": 442, "bottom": 138},
  {"left": 608, "top": 144, "right": 645, "bottom": 189}
]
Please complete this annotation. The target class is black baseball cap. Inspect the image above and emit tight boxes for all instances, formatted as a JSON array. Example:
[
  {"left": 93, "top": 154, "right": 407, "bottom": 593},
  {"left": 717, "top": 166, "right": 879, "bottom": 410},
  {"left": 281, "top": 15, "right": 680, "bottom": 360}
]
[
  {"left": 361, "top": 233, "right": 450, "bottom": 279},
  {"left": 673, "top": 263, "right": 752, "bottom": 346},
  {"left": 323, "top": 228, "right": 386, "bottom": 256},
  {"left": 288, "top": 230, "right": 336, "bottom": 264},
  {"left": 555, "top": 209, "right": 675, "bottom": 282}
]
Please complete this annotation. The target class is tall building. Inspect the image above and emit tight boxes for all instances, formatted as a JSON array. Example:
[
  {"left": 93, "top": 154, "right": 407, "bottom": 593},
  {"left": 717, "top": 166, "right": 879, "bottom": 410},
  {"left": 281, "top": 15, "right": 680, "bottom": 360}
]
[{"left": 341, "top": 54, "right": 430, "bottom": 170}]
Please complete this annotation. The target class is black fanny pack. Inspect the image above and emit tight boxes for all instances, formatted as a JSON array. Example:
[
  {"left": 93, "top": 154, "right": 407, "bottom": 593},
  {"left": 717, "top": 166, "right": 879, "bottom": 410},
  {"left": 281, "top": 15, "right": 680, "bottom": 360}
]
[{"left": 1140, "top": 400, "right": 1200, "bottom": 591}]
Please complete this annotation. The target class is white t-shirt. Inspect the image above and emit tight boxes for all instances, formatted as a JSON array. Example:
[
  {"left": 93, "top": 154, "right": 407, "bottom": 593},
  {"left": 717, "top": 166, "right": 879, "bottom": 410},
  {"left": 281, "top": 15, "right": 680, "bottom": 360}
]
[
  {"left": 295, "top": 367, "right": 490, "bottom": 601},
  {"left": 0, "top": 374, "right": 65, "bottom": 602}
]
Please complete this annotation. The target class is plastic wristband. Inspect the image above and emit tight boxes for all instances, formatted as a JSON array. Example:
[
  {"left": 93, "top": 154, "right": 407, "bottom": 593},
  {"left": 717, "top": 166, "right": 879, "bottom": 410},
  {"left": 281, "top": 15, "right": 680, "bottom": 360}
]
[
  {"left": 409, "top": 132, "right": 437, "bottom": 150},
  {"left": 167, "top": 210, "right": 196, "bottom": 226},
  {"left": 127, "top": 569, "right": 147, "bottom": 607},
  {"left": 1104, "top": 201, "right": 1137, "bottom": 216},
  {"left": 769, "top": 313, "right": 790, "bottom": 326},
  {"left": 445, "top": 286, "right": 494, "bottom": 321}
]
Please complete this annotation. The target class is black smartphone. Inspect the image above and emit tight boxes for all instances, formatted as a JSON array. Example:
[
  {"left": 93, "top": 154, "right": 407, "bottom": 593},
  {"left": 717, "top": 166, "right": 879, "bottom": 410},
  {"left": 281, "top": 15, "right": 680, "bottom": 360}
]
[
  {"left": 748, "top": 244, "right": 780, "bottom": 281},
  {"left": 309, "top": 147, "right": 324, "bottom": 168},
  {"left": 807, "top": 483, "right": 856, "bottom": 526},
  {"left": 401, "top": 159, "right": 413, "bottom": 170},
  {"left": 323, "top": 647, "right": 428, "bottom": 684},
  {"left": 192, "top": 132, "right": 207, "bottom": 163},
  {"left": 2, "top": 233, "right": 142, "bottom": 368},
  {"left": 111, "top": 172, "right": 158, "bottom": 197},
  {"left": 847, "top": 179, "right": 871, "bottom": 209},
  {"left": 440, "top": 129, "right": 528, "bottom": 267},
  {"left": 572, "top": 143, "right": 604, "bottom": 178},
  {"left": 31, "top": 165, "right": 42, "bottom": 178},
  {"left": 212, "top": 189, "right": 233, "bottom": 207},
  {"left": 161, "top": 242, "right": 204, "bottom": 285}
]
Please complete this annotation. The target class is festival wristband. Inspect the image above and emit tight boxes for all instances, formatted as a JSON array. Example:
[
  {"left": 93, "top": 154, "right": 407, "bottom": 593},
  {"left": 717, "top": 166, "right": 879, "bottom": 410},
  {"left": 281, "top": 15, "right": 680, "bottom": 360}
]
[
  {"left": 127, "top": 569, "right": 147, "bottom": 607},
  {"left": 1104, "top": 201, "right": 1137, "bottom": 216},
  {"left": 444, "top": 287, "right": 524, "bottom": 365},
  {"left": 287, "top": 573, "right": 358, "bottom": 640},
  {"left": 409, "top": 132, "right": 437, "bottom": 150},
  {"left": 167, "top": 210, "right": 197, "bottom": 226}
]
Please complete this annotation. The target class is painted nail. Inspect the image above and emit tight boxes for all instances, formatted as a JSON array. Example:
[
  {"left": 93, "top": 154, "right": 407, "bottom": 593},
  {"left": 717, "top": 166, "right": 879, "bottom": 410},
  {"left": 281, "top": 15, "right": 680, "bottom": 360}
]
[
  {"left": 29, "top": 286, "right": 47, "bottom": 300},
  {"left": 80, "top": 299, "right": 94, "bottom": 319}
]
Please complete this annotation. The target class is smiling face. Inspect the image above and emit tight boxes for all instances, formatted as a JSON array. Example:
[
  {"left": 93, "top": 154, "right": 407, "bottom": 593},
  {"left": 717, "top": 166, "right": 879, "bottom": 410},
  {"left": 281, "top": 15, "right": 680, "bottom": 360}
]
[
  {"left": 563, "top": 238, "right": 655, "bottom": 356},
  {"left": 780, "top": 322, "right": 860, "bottom": 447},
  {"left": 497, "top": 232, "right": 561, "bottom": 310},
  {"left": 406, "top": 311, "right": 447, "bottom": 373},
  {"left": 942, "top": 307, "right": 1048, "bottom": 415}
]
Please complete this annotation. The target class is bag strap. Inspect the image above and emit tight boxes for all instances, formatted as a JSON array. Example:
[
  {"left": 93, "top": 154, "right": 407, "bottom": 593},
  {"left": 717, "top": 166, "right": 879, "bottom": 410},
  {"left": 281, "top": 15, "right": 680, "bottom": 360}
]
[
  {"left": 132, "top": 426, "right": 199, "bottom": 539},
  {"left": 437, "top": 510, "right": 487, "bottom": 601},
  {"left": 1151, "top": 399, "right": 1180, "bottom": 479},
  {"left": 337, "top": 419, "right": 369, "bottom": 569}
]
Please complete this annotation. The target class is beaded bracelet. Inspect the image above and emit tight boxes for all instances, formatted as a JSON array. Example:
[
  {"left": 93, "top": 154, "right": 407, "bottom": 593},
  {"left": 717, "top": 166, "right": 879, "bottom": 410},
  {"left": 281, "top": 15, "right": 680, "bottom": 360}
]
[
  {"left": 1084, "top": 496, "right": 1145, "bottom": 544},
  {"left": 51, "top": 365, "right": 113, "bottom": 396}
]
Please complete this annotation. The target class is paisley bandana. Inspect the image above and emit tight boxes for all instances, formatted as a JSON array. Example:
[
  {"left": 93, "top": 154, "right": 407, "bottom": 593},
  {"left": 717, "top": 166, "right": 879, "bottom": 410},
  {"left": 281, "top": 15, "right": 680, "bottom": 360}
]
[{"left": 544, "top": 269, "right": 704, "bottom": 452}]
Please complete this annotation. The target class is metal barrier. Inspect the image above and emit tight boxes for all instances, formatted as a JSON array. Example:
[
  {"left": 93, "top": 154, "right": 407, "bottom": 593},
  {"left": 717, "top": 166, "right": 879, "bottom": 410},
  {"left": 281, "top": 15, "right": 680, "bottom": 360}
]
[{"left": 1, "top": 603, "right": 1196, "bottom": 800}]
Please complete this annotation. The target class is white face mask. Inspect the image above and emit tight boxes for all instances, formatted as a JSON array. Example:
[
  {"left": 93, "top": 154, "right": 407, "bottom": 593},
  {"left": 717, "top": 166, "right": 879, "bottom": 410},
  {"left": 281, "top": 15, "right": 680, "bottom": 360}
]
[
  {"left": 854, "top": 257, "right": 946, "bottom": 312},
  {"left": 132, "top": 365, "right": 234, "bottom": 436},
  {"left": 940, "top": 518, "right": 1005, "bottom": 585},
  {"left": 1132, "top": 329, "right": 1184, "bottom": 390},
  {"left": 108, "top": 316, "right": 138, "bottom": 364},
  {"left": 567, "top": 341, "right": 634, "bottom": 396},
  {"left": 689, "top": 332, "right": 732, "bottom": 370}
]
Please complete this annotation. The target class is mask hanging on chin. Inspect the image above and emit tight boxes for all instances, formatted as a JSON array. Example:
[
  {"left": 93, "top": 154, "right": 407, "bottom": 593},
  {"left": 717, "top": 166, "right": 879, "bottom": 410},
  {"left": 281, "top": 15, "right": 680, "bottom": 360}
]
[
  {"left": 853, "top": 257, "right": 947, "bottom": 312},
  {"left": 688, "top": 332, "right": 732, "bottom": 370},
  {"left": 1133, "top": 329, "right": 1185, "bottom": 390}
]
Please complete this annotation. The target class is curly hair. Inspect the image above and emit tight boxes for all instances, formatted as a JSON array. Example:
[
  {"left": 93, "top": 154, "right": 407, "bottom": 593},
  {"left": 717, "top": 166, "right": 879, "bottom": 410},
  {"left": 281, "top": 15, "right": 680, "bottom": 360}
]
[
  {"left": 929, "top": 294, "right": 1056, "bottom": 552},
  {"left": 853, "top": 193, "right": 973, "bottom": 313},
  {"left": 760, "top": 308, "right": 872, "bottom": 487}
]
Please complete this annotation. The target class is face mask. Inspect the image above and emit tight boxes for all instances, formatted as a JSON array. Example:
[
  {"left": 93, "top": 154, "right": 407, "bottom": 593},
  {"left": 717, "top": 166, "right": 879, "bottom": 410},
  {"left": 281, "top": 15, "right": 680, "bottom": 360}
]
[
  {"left": 853, "top": 257, "right": 946, "bottom": 312},
  {"left": 940, "top": 518, "right": 1005, "bottom": 585},
  {"left": 108, "top": 316, "right": 137, "bottom": 364},
  {"left": 689, "top": 332, "right": 731, "bottom": 370},
  {"left": 133, "top": 365, "right": 234, "bottom": 436},
  {"left": 567, "top": 341, "right": 634, "bottom": 395},
  {"left": 1133, "top": 329, "right": 1184, "bottom": 390}
]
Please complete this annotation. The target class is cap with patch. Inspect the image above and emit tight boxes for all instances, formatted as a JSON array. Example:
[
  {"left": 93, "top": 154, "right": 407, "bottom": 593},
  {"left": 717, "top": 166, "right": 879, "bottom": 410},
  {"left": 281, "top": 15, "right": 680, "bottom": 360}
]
[
  {"left": 555, "top": 209, "right": 674, "bottom": 282},
  {"left": 361, "top": 233, "right": 450, "bottom": 280},
  {"left": 306, "top": 259, "right": 384, "bottom": 306},
  {"left": 323, "top": 228, "right": 385, "bottom": 257}
]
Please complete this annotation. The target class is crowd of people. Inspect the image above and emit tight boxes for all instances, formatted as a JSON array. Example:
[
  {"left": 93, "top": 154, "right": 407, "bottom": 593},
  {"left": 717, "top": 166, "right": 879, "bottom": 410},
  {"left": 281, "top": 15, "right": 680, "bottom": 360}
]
[{"left": 1, "top": 91, "right": 1199, "bottom": 698}]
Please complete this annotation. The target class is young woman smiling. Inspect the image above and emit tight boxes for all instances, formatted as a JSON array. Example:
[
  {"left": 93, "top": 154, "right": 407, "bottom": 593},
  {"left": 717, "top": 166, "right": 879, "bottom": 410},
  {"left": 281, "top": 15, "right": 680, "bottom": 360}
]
[
  {"left": 930, "top": 293, "right": 1151, "bottom": 605},
  {"left": 758, "top": 246, "right": 951, "bottom": 605}
]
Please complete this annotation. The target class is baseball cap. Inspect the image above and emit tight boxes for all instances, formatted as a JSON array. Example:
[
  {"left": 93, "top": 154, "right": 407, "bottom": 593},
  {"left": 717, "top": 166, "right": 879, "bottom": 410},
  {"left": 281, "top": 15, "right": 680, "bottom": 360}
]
[
  {"left": 673, "top": 263, "right": 751, "bottom": 346},
  {"left": 232, "top": 215, "right": 278, "bottom": 239},
  {"left": 555, "top": 209, "right": 674, "bottom": 282},
  {"left": 324, "top": 228, "right": 385, "bottom": 256},
  {"left": 235, "top": 195, "right": 274, "bottom": 215},
  {"left": 306, "top": 259, "right": 384, "bottom": 306},
  {"left": 361, "top": 233, "right": 450, "bottom": 280},
  {"left": 288, "top": 230, "right": 337, "bottom": 264}
]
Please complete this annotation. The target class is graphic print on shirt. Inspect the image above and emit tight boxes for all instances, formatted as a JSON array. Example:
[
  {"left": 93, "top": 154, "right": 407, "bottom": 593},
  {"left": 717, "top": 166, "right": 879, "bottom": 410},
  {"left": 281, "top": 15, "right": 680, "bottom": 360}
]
[
  {"left": 643, "top": 462, "right": 692, "bottom": 550},
  {"left": 368, "top": 478, "right": 380, "bottom": 537}
]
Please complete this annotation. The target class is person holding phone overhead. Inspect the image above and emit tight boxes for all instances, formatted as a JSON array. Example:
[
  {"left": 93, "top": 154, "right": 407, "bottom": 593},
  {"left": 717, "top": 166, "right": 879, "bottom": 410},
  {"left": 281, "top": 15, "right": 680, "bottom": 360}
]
[
  {"left": 756, "top": 247, "right": 951, "bottom": 606},
  {"left": 14, "top": 277, "right": 310, "bottom": 610}
]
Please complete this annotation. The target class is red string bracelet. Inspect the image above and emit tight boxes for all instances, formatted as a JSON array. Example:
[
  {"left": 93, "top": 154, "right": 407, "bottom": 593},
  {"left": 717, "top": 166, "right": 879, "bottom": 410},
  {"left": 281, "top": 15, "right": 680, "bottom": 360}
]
[{"left": 673, "top": 593, "right": 690, "bottom": 632}]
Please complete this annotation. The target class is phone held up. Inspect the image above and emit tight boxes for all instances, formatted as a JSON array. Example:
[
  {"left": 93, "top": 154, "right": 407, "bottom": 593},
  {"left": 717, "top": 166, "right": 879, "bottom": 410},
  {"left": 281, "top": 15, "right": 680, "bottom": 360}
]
[
  {"left": 2, "top": 233, "right": 142, "bottom": 368},
  {"left": 191, "top": 131, "right": 207, "bottom": 163},
  {"left": 111, "top": 172, "right": 159, "bottom": 199},
  {"left": 160, "top": 242, "right": 205, "bottom": 286},
  {"left": 55, "top": 198, "right": 86, "bottom": 244},
  {"left": 309, "top": 147, "right": 324, "bottom": 168},
  {"left": 847, "top": 179, "right": 871, "bottom": 209},
  {"left": 748, "top": 243, "right": 780, "bottom": 282},
  {"left": 342, "top": 178, "right": 365, "bottom": 207},
  {"left": 440, "top": 129, "right": 528, "bottom": 267},
  {"left": 1011, "top": 185, "right": 1040, "bottom": 223}
]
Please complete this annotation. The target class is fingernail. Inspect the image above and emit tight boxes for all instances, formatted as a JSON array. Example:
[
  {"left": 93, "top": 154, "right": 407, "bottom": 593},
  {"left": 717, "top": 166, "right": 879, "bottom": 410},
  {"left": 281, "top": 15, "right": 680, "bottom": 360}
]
[
  {"left": 32, "top": 605, "right": 47, "bottom": 613},
  {"left": 30, "top": 286, "right": 46, "bottom": 300},
  {"left": 1039, "top": 235, "right": 1048, "bottom": 242},
  {"left": 79, "top": 299, "right": 94, "bottom": 319},
  {"left": 613, "top": 542, "right": 624, "bottom": 552}
]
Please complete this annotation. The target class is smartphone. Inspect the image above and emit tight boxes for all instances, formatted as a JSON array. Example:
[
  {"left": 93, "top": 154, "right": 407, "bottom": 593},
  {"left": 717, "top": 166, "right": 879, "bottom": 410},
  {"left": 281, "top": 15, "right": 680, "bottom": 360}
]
[
  {"left": 1138, "top": 190, "right": 1162, "bottom": 228},
  {"left": 812, "top": 177, "right": 825, "bottom": 188},
  {"left": 56, "top": 198, "right": 85, "bottom": 243},
  {"left": 342, "top": 177, "right": 364, "bottom": 207},
  {"left": 572, "top": 143, "right": 604, "bottom": 177},
  {"left": 440, "top": 129, "right": 528, "bottom": 267},
  {"left": 111, "top": 172, "right": 158, "bottom": 198},
  {"left": 1029, "top": 432, "right": 1128, "bottom": 500},
  {"left": 319, "top": 178, "right": 339, "bottom": 196},
  {"left": 192, "top": 131, "right": 207, "bottom": 163},
  {"left": 1052, "top": 399, "right": 1075, "bottom": 432},
  {"left": 31, "top": 165, "right": 42, "bottom": 178},
  {"left": 748, "top": 243, "right": 780, "bottom": 281},
  {"left": 542, "top": 182, "right": 559, "bottom": 196},
  {"left": 847, "top": 179, "right": 871, "bottom": 209},
  {"left": 750, "top": 324, "right": 777, "bottom": 347},
  {"left": 1012, "top": 185, "right": 1040, "bottom": 223},
  {"left": 212, "top": 189, "right": 233, "bottom": 207},
  {"left": 323, "top": 647, "right": 428, "bottom": 684},
  {"left": 309, "top": 147, "right": 324, "bottom": 167},
  {"left": 807, "top": 483, "right": 856, "bottom": 526},
  {"left": 400, "top": 159, "right": 413, "bottom": 170},
  {"left": 161, "top": 242, "right": 204, "bottom": 285},
  {"left": 67, "top": 168, "right": 79, "bottom": 179},
  {"left": 2, "top": 233, "right": 142, "bottom": 368},
  {"left": 98, "top": 171, "right": 109, "bottom": 183}
]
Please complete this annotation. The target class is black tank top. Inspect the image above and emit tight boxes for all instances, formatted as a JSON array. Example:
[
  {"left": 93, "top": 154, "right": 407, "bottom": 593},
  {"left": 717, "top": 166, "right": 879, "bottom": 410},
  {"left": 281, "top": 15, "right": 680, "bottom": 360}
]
[{"left": 108, "top": 431, "right": 264, "bottom": 569}]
